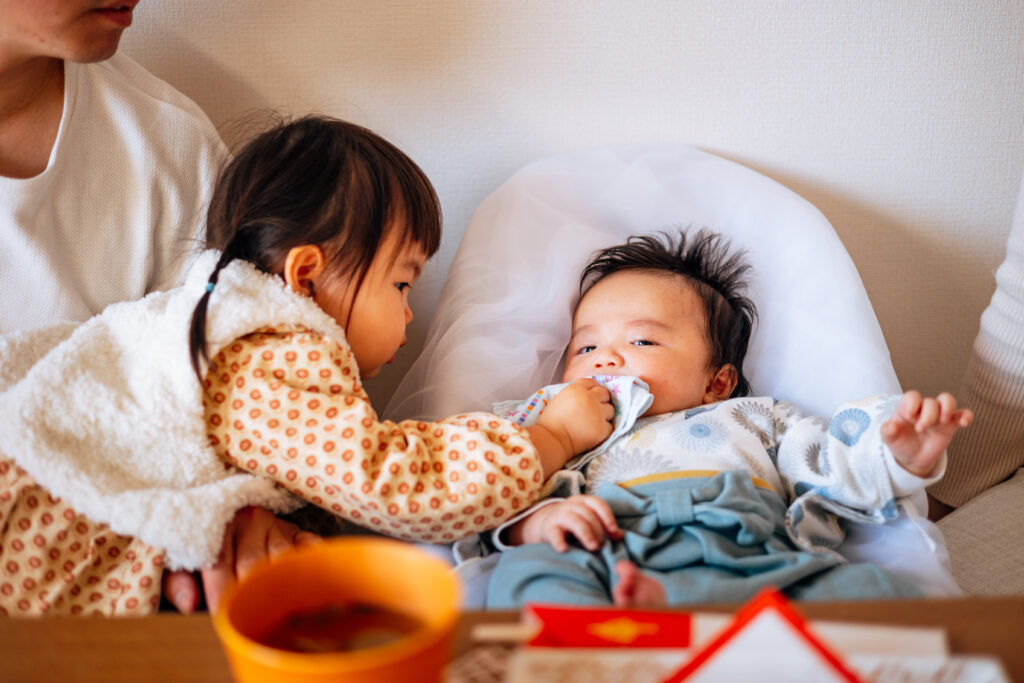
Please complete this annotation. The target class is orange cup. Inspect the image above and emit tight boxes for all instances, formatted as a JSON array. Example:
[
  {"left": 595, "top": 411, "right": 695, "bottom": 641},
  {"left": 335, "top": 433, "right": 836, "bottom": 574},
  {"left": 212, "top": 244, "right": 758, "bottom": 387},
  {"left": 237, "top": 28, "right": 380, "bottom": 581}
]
[{"left": 211, "top": 537, "right": 461, "bottom": 683}]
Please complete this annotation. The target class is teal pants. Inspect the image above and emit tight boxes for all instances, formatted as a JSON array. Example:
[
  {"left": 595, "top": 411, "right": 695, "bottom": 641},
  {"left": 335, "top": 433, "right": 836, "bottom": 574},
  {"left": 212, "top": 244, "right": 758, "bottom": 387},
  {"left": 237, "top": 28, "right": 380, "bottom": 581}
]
[{"left": 487, "top": 471, "right": 920, "bottom": 608}]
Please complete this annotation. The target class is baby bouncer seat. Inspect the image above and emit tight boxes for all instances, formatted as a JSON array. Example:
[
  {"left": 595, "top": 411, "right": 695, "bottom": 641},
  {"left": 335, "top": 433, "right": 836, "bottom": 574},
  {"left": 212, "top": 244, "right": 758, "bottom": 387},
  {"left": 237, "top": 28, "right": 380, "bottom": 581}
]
[{"left": 387, "top": 143, "right": 960, "bottom": 604}]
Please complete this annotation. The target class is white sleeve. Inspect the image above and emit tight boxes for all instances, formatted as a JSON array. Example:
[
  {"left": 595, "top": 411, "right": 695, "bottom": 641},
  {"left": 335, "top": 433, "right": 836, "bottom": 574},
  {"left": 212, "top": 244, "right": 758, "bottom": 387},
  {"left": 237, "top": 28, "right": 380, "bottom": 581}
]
[{"left": 775, "top": 395, "right": 941, "bottom": 516}]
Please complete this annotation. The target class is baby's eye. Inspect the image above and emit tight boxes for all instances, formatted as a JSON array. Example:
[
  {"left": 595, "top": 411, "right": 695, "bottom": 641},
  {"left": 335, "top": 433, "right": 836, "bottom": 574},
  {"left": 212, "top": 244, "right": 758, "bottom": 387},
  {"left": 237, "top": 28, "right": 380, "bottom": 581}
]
[
  {"left": 576, "top": 345, "right": 596, "bottom": 355},
  {"left": 631, "top": 339, "right": 655, "bottom": 347},
  {"left": 396, "top": 282, "right": 411, "bottom": 293}
]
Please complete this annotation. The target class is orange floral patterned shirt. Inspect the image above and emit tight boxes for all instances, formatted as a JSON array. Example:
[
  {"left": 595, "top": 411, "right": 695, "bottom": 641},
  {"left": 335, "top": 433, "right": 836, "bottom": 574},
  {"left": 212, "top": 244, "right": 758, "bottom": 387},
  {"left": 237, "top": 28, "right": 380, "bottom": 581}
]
[
  {"left": 0, "top": 323, "right": 544, "bottom": 617},
  {"left": 204, "top": 325, "right": 544, "bottom": 543},
  {"left": 0, "top": 459, "right": 163, "bottom": 617}
]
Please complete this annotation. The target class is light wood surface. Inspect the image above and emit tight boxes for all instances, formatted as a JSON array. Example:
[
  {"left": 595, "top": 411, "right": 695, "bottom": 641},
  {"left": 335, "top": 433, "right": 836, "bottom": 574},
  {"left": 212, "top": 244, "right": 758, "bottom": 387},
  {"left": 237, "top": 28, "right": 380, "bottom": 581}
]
[{"left": 1, "top": 597, "right": 1021, "bottom": 682}]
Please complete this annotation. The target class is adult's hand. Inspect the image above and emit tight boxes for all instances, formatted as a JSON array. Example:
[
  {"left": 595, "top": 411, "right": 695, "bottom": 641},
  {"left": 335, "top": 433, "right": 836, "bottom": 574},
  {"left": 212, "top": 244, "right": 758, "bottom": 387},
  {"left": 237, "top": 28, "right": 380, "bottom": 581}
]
[{"left": 162, "top": 506, "right": 320, "bottom": 614}]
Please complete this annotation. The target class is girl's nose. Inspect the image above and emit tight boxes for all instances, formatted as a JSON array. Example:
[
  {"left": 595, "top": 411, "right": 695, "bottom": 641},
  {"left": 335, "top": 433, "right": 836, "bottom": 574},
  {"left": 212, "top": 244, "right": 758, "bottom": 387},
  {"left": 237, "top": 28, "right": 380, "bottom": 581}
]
[{"left": 405, "top": 303, "right": 413, "bottom": 324}]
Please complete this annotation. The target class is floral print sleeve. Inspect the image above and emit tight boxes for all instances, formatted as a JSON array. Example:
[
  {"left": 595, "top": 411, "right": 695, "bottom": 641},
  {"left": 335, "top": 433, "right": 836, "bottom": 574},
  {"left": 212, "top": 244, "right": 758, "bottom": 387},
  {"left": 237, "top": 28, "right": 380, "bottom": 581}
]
[
  {"left": 203, "top": 326, "right": 544, "bottom": 543},
  {"left": 773, "top": 395, "right": 941, "bottom": 515}
]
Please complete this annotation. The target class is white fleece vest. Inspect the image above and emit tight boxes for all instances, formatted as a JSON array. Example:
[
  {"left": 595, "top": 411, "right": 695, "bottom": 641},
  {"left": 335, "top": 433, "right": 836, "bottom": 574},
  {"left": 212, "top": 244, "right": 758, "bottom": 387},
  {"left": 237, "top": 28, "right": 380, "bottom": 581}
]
[{"left": 0, "top": 251, "right": 354, "bottom": 570}]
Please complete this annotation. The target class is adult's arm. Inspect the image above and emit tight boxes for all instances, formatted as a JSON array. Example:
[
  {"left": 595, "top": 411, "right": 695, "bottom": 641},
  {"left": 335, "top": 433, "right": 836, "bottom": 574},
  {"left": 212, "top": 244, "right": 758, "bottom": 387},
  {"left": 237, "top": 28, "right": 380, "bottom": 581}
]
[{"left": 928, "top": 176, "right": 1024, "bottom": 513}]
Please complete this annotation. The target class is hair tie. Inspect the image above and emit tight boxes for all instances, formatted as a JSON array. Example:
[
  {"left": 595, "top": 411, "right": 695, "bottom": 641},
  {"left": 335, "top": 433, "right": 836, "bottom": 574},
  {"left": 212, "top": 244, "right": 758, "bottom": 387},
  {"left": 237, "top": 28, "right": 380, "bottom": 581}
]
[{"left": 205, "top": 282, "right": 215, "bottom": 293}]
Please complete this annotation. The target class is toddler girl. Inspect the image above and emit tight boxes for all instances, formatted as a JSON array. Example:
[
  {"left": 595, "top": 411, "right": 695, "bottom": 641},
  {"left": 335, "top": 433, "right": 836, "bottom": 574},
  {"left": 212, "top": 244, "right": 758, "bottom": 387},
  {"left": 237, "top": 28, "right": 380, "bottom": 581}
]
[{"left": 0, "top": 115, "right": 612, "bottom": 616}]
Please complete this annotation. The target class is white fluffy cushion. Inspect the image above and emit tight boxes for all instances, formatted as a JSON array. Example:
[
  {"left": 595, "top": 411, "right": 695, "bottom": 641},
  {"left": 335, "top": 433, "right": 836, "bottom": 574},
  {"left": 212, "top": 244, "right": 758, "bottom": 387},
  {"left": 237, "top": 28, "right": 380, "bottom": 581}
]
[{"left": 387, "top": 143, "right": 959, "bottom": 596}]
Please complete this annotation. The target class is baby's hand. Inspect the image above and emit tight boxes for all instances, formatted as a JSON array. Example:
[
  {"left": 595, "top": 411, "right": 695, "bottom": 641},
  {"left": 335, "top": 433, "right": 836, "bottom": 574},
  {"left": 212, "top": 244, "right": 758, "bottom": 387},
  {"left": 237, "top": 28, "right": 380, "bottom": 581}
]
[
  {"left": 881, "top": 391, "right": 973, "bottom": 478},
  {"left": 517, "top": 495, "right": 623, "bottom": 552},
  {"left": 537, "top": 377, "right": 614, "bottom": 457}
]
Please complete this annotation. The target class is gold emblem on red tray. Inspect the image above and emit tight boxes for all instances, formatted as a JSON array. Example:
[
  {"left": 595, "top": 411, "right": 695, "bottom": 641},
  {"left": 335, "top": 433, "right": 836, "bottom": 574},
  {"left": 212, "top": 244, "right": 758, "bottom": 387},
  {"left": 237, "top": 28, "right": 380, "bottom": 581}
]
[{"left": 585, "top": 617, "right": 660, "bottom": 644}]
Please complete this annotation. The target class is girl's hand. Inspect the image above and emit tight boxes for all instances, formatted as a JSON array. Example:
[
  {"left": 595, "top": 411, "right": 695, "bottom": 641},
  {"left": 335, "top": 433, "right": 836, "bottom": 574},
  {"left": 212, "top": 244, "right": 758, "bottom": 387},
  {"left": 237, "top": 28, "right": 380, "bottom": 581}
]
[
  {"left": 539, "top": 378, "right": 614, "bottom": 454},
  {"left": 881, "top": 391, "right": 973, "bottom": 478},
  {"left": 527, "top": 378, "right": 614, "bottom": 477},
  {"left": 511, "top": 495, "right": 623, "bottom": 552}
]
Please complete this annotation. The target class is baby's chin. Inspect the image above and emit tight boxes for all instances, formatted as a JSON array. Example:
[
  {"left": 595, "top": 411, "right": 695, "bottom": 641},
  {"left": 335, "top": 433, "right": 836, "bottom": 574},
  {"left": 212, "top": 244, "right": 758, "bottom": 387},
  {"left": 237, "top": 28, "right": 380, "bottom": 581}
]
[
  {"left": 645, "top": 397, "right": 715, "bottom": 418},
  {"left": 639, "top": 395, "right": 671, "bottom": 416}
]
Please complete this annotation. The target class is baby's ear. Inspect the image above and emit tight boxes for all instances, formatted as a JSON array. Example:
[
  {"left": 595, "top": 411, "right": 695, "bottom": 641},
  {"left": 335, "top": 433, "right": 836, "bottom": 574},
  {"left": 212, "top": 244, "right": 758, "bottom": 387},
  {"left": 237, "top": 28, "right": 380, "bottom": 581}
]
[{"left": 704, "top": 364, "right": 738, "bottom": 403}]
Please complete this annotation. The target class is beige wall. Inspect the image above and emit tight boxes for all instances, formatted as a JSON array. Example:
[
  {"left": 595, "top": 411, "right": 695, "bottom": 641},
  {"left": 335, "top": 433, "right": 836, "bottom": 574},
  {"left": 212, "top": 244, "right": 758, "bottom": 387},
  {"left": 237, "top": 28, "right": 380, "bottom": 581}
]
[{"left": 123, "top": 1, "right": 1024, "bottom": 411}]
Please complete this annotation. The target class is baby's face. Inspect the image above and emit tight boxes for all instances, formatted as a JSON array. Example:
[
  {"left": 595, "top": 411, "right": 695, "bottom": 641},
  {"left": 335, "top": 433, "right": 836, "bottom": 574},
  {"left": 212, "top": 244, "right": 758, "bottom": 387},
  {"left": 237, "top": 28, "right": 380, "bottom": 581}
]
[{"left": 562, "top": 269, "right": 719, "bottom": 416}]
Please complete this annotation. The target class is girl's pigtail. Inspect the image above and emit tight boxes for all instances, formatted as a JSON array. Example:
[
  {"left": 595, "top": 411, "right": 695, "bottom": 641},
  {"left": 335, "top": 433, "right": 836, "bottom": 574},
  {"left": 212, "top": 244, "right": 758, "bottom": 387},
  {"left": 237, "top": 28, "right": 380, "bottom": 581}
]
[{"left": 188, "top": 247, "right": 240, "bottom": 384}]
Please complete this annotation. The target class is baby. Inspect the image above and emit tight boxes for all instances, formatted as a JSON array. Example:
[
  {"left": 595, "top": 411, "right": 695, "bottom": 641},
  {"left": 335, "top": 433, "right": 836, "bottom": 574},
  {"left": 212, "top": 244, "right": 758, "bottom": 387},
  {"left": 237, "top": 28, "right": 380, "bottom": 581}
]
[{"left": 486, "top": 229, "right": 972, "bottom": 608}]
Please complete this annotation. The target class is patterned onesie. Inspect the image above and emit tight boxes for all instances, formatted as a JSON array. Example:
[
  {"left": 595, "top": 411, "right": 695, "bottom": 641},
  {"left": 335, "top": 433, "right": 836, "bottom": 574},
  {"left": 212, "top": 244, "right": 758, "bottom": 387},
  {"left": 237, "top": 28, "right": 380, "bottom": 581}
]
[{"left": 486, "top": 385, "right": 942, "bottom": 607}]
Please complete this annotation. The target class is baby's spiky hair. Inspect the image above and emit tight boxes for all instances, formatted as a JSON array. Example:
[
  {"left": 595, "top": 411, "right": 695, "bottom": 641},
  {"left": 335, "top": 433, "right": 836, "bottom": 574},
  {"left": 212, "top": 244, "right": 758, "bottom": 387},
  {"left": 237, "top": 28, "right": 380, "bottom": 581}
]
[{"left": 579, "top": 229, "right": 758, "bottom": 397}]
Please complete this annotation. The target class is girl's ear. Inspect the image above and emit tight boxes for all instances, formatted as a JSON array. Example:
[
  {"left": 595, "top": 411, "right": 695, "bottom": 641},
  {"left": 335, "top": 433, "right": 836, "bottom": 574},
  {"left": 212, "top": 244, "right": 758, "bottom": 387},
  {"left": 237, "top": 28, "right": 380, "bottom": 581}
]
[
  {"left": 283, "top": 245, "right": 326, "bottom": 296},
  {"left": 703, "top": 364, "right": 738, "bottom": 403}
]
